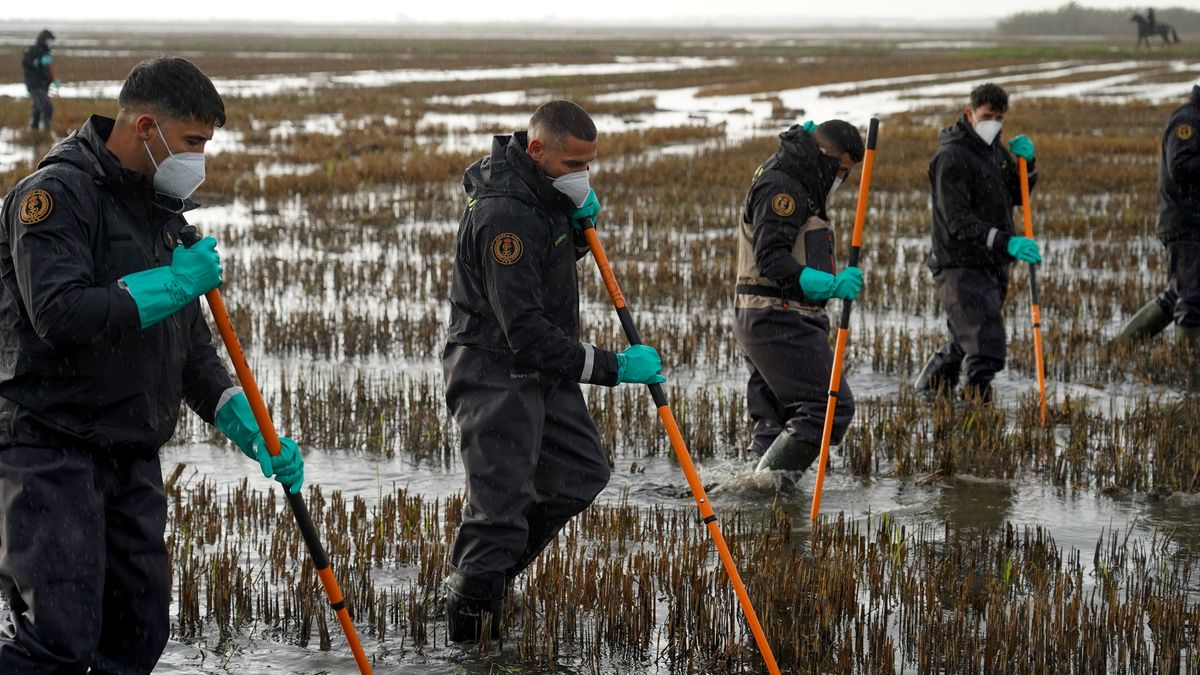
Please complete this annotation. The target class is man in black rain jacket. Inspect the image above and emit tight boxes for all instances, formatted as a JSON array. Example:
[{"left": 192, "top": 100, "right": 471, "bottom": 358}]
[
  {"left": 442, "top": 100, "right": 665, "bottom": 642},
  {"left": 734, "top": 120, "right": 865, "bottom": 474},
  {"left": 21, "top": 29, "right": 56, "bottom": 131},
  {"left": 0, "top": 57, "right": 302, "bottom": 674},
  {"left": 1114, "top": 85, "right": 1200, "bottom": 347},
  {"left": 915, "top": 83, "right": 1042, "bottom": 403}
]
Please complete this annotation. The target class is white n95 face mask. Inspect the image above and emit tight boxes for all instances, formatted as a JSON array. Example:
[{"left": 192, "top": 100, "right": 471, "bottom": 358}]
[
  {"left": 551, "top": 170, "right": 591, "bottom": 208},
  {"left": 974, "top": 120, "right": 1003, "bottom": 146},
  {"left": 144, "top": 120, "right": 206, "bottom": 200}
]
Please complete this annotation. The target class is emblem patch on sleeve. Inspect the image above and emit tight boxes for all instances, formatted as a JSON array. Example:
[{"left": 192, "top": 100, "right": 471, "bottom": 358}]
[
  {"left": 18, "top": 189, "right": 53, "bottom": 225},
  {"left": 770, "top": 192, "right": 797, "bottom": 217},
  {"left": 1178, "top": 123, "right": 1195, "bottom": 141},
  {"left": 491, "top": 232, "right": 524, "bottom": 265}
]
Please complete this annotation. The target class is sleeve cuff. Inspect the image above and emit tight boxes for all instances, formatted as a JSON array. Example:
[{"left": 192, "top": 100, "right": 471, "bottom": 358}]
[
  {"left": 215, "top": 386, "right": 244, "bottom": 415},
  {"left": 578, "top": 345, "right": 620, "bottom": 387},
  {"left": 988, "top": 228, "right": 1012, "bottom": 252}
]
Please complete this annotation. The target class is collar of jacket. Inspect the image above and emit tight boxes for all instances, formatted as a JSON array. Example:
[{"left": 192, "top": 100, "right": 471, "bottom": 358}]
[
  {"left": 770, "top": 124, "right": 838, "bottom": 219},
  {"left": 945, "top": 114, "right": 997, "bottom": 153},
  {"left": 501, "top": 131, "right": 577, "bottom": 213},
  {"left": 41, "top": 115, "right": 198, "bottom": 214}
]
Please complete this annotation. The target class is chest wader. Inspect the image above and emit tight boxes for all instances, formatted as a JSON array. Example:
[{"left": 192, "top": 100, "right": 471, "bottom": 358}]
[{"left": 734, "top": 215, "right": 843, "bottom": 474}]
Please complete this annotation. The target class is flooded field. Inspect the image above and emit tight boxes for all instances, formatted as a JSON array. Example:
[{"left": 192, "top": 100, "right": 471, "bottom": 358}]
[{"left": 2, "top": 27, "right": 1200, "bottom": 673}]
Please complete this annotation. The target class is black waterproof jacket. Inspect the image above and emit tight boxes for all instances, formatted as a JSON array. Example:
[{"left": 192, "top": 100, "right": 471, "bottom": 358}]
[
  {"left": 739, "top": 125, "right": 841, "bottom": 305},
  {"left": 446, "top": 132, "right": 619, "bottom": 386},
  {"left": 21, "top": 30, "right": 54, "bottom": 90},
  {"left": 1157, "top": 85, "right": 1200, "bottom": 244},
  {"left": 927, "top": 115, "right": 1038, "bottom": 272},
  {"left": 0, "top": 115, "right": 234, "bottom": 456}
]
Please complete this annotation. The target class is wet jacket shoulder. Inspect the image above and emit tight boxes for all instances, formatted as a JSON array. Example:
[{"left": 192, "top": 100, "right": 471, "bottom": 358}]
[
  {"left": 928, "top": 115, "right": 1038, "bottom": 271},
  {"left": 446, "top": 132, "right": 619, "bottom": 386},
  {"left": 738, "top": 125, "right": 839, "bottom": 304},
  {"left": 0, "top": 115, "right": 234, "bottom": 455},
  {"left": 1157, "top": 85, "right": 1200, "bottom": 243}
]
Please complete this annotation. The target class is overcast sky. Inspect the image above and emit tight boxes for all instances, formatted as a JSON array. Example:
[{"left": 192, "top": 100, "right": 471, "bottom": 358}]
[{"left": 0, "top": 0, "right": 1171, "bottom": 26}]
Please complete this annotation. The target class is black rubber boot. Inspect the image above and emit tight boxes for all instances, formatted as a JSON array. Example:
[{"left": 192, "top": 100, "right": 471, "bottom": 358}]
[
  {"left": 755, "top": 432, "right": 821, "bottom": 473},
  {"left": 445, "top": 568, "right": 505, "bottom": 642},
  {"left": 1115, "top": 301, "right": 1173, "bottom": 345},
  {"left": 914, "top": 352, "right": 961, "bottom": 398},
  {"left": 960, "top": 379, "right": 994, "bottom": 405}
]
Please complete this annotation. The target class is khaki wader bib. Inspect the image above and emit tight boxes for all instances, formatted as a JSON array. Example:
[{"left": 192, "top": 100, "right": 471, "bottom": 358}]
[{"left": 735, "top": 214, "right": 834, "bottom": 313}]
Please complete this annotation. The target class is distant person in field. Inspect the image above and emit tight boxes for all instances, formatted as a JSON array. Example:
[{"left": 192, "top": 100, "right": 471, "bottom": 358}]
[
  {"left": 441, "top": 99, "right": 665, "bottom": 642},
  {"left": 914, "top": 83, "right": 1041, "bottom": 404},
  {"left": 733, "top": 119, "right": 864, "bottom": 474},
  {"left": 1114, "top": 85, "right": 1200, "bottom": 347},
  {"left": 1148, "top": 7, "right": 1157, "bottom": 31},
  {"left": 0, "top": 56, "right": 303, "bottom": 673},
  {"left": 20, "top": 29, "right": 57, "bottom": 131}
]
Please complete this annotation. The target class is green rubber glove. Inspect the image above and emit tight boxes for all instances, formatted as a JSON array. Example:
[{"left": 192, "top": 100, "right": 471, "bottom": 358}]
[
  {"left": 798, "top": 267, "right": 837, "bottom": 300},
  {"left": 616, "top": 344, "right": 666, "bottom": 385},
  {"left": 1008, "top": 135, "right": 1035, "bottom": 161},
  {"left": 214, "top": 391, "right": 305, "bottom": 494},
  {"left": 831, "top": 267, "right": 863, "bottom": 301},
  {"left": 1007, "top": 236, "right": 1042, "bottom": 264},
  {"left": 571, "top": 189, "right": 601, "bottom": 230},
  {"left": 120, "top": 236, "right": 222, "bottom": 329},
  {"left": 801, "top": 120, "right": 817, "bottom": 134}
]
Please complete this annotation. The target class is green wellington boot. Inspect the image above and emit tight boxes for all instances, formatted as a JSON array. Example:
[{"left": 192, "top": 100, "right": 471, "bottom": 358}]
[{"left": 1114, "top": 301, "right": 1173, "bottom": 345}]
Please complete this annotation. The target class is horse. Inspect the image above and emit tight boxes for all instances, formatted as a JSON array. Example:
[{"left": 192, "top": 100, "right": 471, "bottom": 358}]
[{"left": 1131, "top": 13, "right": 1180, "bottom": 48}]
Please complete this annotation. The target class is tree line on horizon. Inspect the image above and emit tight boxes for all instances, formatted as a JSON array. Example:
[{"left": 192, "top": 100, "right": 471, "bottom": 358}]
[{"left": 999, "top": 2, "right": 1200, "bottom": 35}]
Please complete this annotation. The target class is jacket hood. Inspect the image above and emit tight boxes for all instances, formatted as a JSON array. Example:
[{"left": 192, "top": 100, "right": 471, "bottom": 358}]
[
  {"left": 39, "top": 115, "right": 195, "bottom": 212},
  {"left": 35, "top": 30, "right": 55, "bottom": 47},
  {"left": 771, "top": 124, "right": 840, "bottom": 219},
  {"left": 40, "top": 115, "right": 126, "bottom": 180},
  {"left": 939, "top": 114, "right": 997, "bottom": 151},
  {"left": 462, "top": 131, "right": 576, "bottom": 213}
]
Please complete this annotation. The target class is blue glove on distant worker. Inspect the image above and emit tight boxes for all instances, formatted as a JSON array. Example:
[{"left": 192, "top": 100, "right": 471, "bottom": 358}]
[
  {"left": 120, "top": 237, "right": 223, "bottom": 329},
  {"left": 801, "top": 120, "right": 817, "bottom": 134},
  {"left": 616, "top": 344, "right": 667, "bottom": 385},
  {"left": 799, "top": 266, "right": 863, "bottom": 301},
  {"left": 1008, "top": 135, "right": 1035, "bottom": 161},
  {"left": 571, "top": 189, "right": 601, "bottom": 230},
  {"left": 215, "top": 391, "right": 305, "bottom": 494},
  {"left": 1007, "top": 236, "right": 1042, "bottom": 264}
]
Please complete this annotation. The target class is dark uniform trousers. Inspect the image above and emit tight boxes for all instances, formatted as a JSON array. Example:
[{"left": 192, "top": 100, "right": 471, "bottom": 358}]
[
  {"left": 733, "top": 307, "right": 855, "bottom": 449},
  {"left": 0, "top": 446, "right": 168, "bottom": 674},
  {"left": 1154, "top": 241, "right": 1200, "bottom": 329},
  {"left": 443, "top": 344, "right": 611, "bottom": 579},
  {"left": 932, "top": 265, "right": 1010, "bottom": 385},
  {"left": 28, "top": 87, "right": 52, "bottom": 131}
]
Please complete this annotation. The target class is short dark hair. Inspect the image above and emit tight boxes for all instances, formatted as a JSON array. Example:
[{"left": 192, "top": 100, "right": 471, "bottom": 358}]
[
  {"left": 814, "top": 120, "right": 865, "bottom": 163},
  {"left": 528, "top": 100, "right": 597, "bottom": 145},
  {"left": 969, "top": 83, "right": 1009, "bottom": 113},
  {"left": 118, "top": 57, "right": 226, "bottom": 127}
]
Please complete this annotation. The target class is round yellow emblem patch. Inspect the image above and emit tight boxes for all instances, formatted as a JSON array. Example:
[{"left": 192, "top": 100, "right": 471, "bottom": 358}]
[
  {"left": 18, "top": 189, "right": 53, "bottom": 225},
  {"left": 1178, "top": 123, "right": 1195, "bottom": 141},
  {"left": 770, "top": 193, "right": 796, "bottom": 218},
  {"left": 491, "top": 232, "right": 524, "bottom": 265}
]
